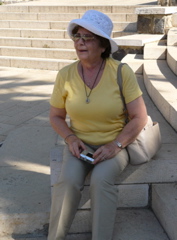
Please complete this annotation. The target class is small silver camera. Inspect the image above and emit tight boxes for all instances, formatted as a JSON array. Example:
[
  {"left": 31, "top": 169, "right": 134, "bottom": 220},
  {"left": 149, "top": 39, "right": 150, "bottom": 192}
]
[{"left": 80, "top": 150, "right": 94, "bottom": 164}]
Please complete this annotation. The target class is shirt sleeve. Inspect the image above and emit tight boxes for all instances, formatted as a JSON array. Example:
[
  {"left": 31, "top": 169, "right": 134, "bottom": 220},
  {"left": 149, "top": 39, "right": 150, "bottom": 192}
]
[{"left": 50, "top": 71, "right": 67, "bottom": 108}]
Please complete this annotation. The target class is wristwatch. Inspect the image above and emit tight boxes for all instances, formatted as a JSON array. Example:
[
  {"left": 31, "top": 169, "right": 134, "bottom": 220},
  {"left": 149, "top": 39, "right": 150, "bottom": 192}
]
[{"left": 114, "top": 140, "right": 123, "bottom": 149}]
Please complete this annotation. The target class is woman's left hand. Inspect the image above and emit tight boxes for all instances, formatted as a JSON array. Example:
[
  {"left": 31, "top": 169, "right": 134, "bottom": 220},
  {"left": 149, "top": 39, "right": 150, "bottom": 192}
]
[{"left": 92, "top": 141, "right": 121, "bottom": 164}]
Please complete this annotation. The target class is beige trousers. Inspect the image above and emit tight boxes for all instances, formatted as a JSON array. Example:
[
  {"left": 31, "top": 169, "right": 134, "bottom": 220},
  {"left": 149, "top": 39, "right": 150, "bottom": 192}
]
[{"left": 48, "top": 144, "right": 129, "bottom": 240}]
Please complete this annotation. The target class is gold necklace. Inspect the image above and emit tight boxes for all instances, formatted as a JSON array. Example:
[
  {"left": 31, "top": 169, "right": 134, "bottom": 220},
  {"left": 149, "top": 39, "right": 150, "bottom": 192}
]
[{"left": 81, "top": 59, "right": 104, "bottom": 104}]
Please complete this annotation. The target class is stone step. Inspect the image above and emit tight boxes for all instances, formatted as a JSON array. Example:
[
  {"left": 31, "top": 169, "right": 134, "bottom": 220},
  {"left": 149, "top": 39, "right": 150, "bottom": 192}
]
[
  {"left": 0, "top": 56, "right": 74, "bottom": 70},
  {"left": 0, "top": 5, "right": 140, "bottom": 14},
  {"left": 114, "top": 33, "right": 165, "bottom": 47},
  {"left": 79, "top": 184, "right": 149, "bottom": 209},
  {"left": 0, "top": 37, "right": 74, "bottom": 49},
  {"left": 143, "top": 60, "right": 177, "bottom": 131},
  {"left": 0, "top": 12, "right": 137, "bottom": 22},
  {"left": 167, "top": 46, "right": 177, "bottom": 75},
  {"left": 121, "top": 53, "right": 144, "bottom": 74},
  {"left": 135, "top": 6, "right": 177, "bottom": 15},
  {"left": 0, "top": 20, "right": 69, "bottom": 30},
  {"left": 0, "top": 20, "right": 137, "bottom": 32},
  {"left": 68, "top": 209, "right": 170, "bottom": 240},
  {"left": 50, "top": 144, "right": 177, "bottom": 188},
  {"left": 1, "top": 209, "right": 170, "bottom": 240},
  {"left": 152, "top": 183, "right": 177, "bottom": 240},
  {"left": 144, "top": 39, "right": 167, "bottom": 60},
  {"left": 172, "top": 13, "right": 177, "bottom": 27},
  {"left": 167, "top": 27, "right": 177, "bottom": 46},
  {"left": 0, "top": 46, "right": 77, "bottom": 60},
  {"left": 0, "top": 28, "right": 134, "bottom": 39},
  {"left": 0, "top": 28, "right": 67, "bottom": 39},
  {"left": 0, "top": 12, "right": 81, "bottom": 21},
  {"left": 113, "top": 31, "right": 137, "bottom": 37}
]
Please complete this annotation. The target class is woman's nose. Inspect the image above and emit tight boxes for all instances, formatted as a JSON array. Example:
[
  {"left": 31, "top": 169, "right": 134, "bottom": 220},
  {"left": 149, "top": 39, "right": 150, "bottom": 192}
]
[{"left": 77, "top": 37, "right": 85, "bottom": 44}]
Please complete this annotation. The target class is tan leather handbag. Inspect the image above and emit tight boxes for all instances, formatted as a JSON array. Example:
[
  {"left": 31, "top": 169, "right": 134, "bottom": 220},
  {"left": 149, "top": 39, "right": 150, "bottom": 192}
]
[{"left": 117, "top": 63, "right": 161, "bottom": 165}]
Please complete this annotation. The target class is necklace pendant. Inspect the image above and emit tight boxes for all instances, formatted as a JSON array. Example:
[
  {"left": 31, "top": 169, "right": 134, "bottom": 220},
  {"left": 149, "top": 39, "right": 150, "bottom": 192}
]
[
  {"left": 86, "top": 98, "right": 90, "bottom": 104},
  {"left": 81, "top": 59, "right": 104, "bottom": 105}
]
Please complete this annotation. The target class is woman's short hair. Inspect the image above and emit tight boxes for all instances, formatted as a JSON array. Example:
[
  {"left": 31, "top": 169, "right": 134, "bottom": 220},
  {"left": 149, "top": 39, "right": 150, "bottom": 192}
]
[{"left": 72, "top": 25, "right": 111, "bottom": 59}]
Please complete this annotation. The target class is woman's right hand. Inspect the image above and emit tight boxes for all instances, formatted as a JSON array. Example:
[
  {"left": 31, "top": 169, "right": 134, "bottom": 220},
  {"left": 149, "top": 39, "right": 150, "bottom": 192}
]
[
  {"left": 50, "top": 106, "right": 86, "bottom": 158},
  {"left": 66, "top": 135, "right": 86, "bottom": 158}
]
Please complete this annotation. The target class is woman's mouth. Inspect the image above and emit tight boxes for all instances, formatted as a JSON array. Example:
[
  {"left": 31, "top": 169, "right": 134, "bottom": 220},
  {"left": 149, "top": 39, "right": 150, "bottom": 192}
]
[{"left": 78, "top": 49, "right": 87, "bottom": 52}]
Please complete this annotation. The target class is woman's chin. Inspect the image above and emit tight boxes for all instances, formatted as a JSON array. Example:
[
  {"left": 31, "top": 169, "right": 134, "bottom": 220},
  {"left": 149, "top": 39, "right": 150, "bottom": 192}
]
[{"left": 78, "top": 56, "right": 89, "bottom": 61}]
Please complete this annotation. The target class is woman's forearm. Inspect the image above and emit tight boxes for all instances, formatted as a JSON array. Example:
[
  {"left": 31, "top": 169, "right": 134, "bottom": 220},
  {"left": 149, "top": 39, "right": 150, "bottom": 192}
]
[
  {"left": 50, "top": 115, "right": 74, "bottom": 140},
  {"left": 114, "top": 95, "right": 148, "bottom": 149},
  {"left": 114, "top": 116, "right": 147, "bottom": 148},
  {"left": 49, "top": 106, "right": 75, "bottom": 141}
]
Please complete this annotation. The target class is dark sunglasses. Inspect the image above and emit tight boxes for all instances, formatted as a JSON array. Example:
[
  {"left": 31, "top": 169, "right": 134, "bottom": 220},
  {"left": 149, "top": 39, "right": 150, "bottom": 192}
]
[{"left": 71, "top": 34, "right": 95, "bottom": 42}]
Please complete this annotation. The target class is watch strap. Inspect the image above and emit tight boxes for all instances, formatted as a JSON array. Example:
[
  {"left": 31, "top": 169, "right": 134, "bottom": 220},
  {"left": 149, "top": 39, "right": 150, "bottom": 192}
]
[{"left": 114, "top": 140, "right": 123, "bottom": 149}]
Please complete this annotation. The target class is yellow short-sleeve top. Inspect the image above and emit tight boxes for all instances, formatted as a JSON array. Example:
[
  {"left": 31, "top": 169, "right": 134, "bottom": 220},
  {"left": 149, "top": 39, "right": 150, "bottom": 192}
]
[{"left": 50, "top": 58, "right": 142, "bottom": 145}]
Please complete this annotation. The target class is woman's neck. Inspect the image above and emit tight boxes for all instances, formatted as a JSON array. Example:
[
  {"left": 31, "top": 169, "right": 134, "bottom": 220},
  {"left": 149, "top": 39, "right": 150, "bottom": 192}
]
[
  {"left": 78, "top": 58, "right": 105, "bottom": 89},
  {"left": 80, "top": 58, "right": 104, "bottom": 71}
]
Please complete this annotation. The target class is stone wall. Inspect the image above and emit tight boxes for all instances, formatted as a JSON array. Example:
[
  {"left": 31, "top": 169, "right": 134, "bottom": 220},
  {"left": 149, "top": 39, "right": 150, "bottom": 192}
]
[
  {"left": 158, "top": 0, "right": 177, "bottom": 6},
  {"left": 136, "top": 7, "right": 177, "bottom": 34},
  {"left": 137, "top": 14, "right": 173, "bottom": 34}
]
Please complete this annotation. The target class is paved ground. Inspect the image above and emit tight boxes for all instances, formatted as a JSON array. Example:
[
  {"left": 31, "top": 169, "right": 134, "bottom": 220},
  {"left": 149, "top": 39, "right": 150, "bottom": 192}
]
[
  {"left": 0, "top": 67, "right": 57, "bottom": 143},
  {"left": 0, "top": 66, "right": 58, "bottom": 239}
]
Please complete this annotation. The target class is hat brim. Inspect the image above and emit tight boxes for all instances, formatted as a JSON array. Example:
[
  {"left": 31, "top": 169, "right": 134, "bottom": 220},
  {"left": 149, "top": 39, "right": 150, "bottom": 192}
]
[{"left": 67, "top": 19, "right": 118, "bottom": 53}]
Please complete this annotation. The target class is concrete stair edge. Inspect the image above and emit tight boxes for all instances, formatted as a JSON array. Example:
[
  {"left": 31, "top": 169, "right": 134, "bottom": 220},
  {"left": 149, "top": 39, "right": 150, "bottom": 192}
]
[
  {"left": 121, "top": 53, "right": 144, "bottom": 74},
  {"left": 167, "top": 46, "right": 177, "bottom": 75},
  {"left": 0, "top": 20, "right": 137, "bottom": 31},
  {"left": 0, "top": 5, "right": 155, "bottom": 13},
  {"left": 167, "top": 27, "right": 177, "bottom": 46},
  {"left": 0, "top": 56, "right": 75, "bottom": 70},
  {"left": 0, "top": 209, "right": 170, "bottom": 239},
  {"left": 172, "top": 13, "right": 177, "bottom": 27},
  {"left": 0, "top": 46, "right": 77, "bottom": 60},
  {"left": 68, "top": 208, "right": 170, "bottom": 239},
  {"left": 0, "top": 37, "right": 74, "bottom": 48},
  {"left": 143, "top": 60, "right": 177, "bottom": 132},
  {"left": 152, "top": 183, "right": 177, "bottom": 240},
  {"left": 113, "top": 33, "right": 165, "bottom": 47},
  {"left": 144, "top": 39, "right": 167, "bottom": 60},
  {"left": 0, "top": 12, "right": 138, "bottom": 22},
  {"left": 0, "top": 29, "right": 137, "bottom": 39}
]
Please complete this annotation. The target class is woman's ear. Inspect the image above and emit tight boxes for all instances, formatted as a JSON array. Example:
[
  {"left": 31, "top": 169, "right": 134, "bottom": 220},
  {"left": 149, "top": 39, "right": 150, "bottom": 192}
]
[{"left": 102, "top": 48, "right": 106, "bottom": 53}]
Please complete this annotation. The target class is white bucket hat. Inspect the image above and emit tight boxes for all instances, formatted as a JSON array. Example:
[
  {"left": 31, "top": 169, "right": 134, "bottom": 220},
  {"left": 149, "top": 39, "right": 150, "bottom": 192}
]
[{"left": 67, "top": 10, "right": 118, "bottom": 53}]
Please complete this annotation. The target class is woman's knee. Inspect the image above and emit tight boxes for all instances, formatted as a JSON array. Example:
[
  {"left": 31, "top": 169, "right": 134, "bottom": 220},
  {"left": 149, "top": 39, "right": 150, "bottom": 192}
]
[
  {"left": 90, "top": 170, "right": 114, "bottom": 194},
  {"left": 90, "top": 151, "right": 129, "bottom": 191},
  {"left": 57, "top": 174, "right": 84, "bottom": 193}
]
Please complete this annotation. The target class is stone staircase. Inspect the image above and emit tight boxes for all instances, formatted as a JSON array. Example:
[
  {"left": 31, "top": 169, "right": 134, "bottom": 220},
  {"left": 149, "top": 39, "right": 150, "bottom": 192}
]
[
  {"left": 0, "top": 3, "right": 177, "bottom": 240},
  {"left": 115, "top": 12, "right": 177, "bottom": 240},
  {"left": 0, "top": 5, "right": 143, "bottom": 71},
  {"left": 120, "top": 27, "right": 177, "bottom": 132}
]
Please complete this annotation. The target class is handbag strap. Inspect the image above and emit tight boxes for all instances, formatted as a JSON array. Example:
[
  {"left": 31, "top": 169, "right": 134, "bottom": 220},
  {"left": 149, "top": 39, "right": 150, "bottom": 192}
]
[{"left": 117, "top": 63, "right": 129, "bottom": 123}]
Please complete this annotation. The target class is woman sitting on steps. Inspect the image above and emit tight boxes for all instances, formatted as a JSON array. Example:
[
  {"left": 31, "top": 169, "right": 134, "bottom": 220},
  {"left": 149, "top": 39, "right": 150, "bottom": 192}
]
[{"left": 48, "top": 9, "right": 148, "bottom": 240}]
